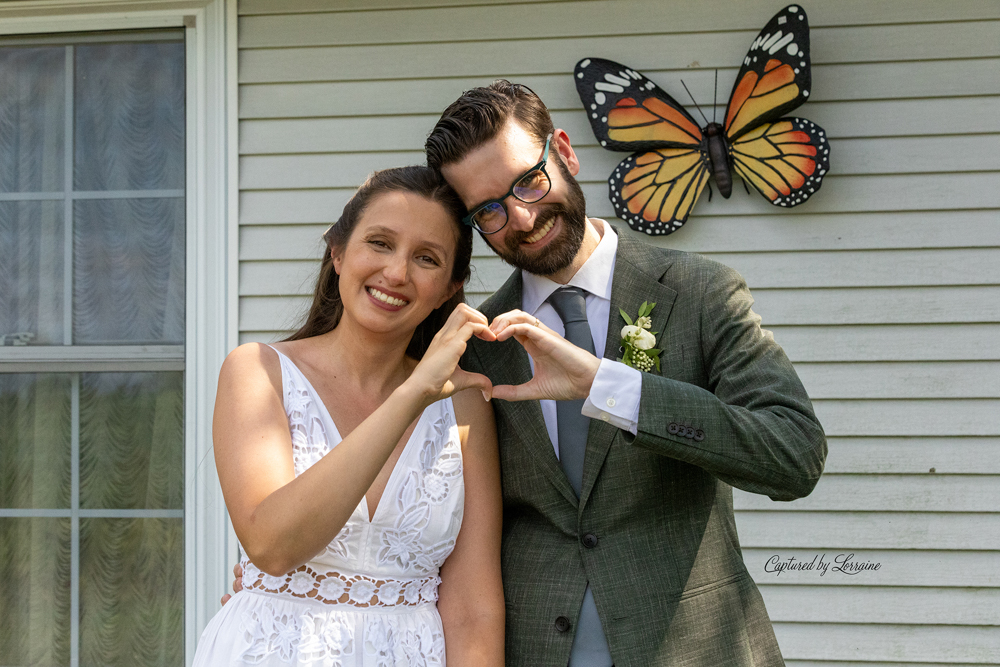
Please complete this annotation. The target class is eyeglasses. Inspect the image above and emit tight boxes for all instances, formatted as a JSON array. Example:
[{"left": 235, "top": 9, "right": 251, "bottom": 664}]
[{"left": 462, "top": 133, "right": 554, "bottom": 234}]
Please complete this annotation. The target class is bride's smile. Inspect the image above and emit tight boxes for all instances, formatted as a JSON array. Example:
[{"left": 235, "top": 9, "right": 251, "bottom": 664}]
[{"left": 365, "top": 286, "right": 410, "bottom": 309}]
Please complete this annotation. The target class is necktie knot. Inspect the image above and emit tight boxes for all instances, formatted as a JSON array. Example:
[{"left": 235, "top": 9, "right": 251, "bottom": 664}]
[
  {"left": 548, "top": 287, "right": 589, "bottom": 325},
  {"left": 546, "top": 286, "right": 595, "bottom": 356}
]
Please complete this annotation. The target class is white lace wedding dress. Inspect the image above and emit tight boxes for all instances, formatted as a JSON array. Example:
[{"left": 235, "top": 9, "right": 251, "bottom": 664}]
[{"left": 193, "top": 348, "right": 464, "bottom": 666}]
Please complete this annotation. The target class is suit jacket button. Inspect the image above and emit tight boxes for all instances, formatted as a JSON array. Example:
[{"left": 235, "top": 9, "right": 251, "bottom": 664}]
[
  {"left": 555, "top": 616, "right": 571, "bottom": 632},
  {"left": 694, "top": 429, "right": 705, "bottom": 441},
  {"left": 668, "top": 423, "right": 679, "bottom": 434},
  {"left": 582, "top": 533, "right": 598, "bottom": 548}
]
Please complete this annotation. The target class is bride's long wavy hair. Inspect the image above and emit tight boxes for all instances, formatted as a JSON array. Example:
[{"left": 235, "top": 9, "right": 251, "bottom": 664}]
[{"left": 285, "top": 166, "right": 472, "bottom": 359}]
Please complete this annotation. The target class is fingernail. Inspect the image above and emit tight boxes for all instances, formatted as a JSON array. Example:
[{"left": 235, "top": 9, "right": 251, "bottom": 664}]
[{"left": 481, "top": 390, "right": 491, "bottom": 403}]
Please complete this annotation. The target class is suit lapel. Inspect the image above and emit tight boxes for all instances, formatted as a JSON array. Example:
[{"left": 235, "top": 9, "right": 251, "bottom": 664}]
[
  {"left": 579, "top": 233, "right": 678, "bottom": 508},
  {"left": 481, "top": 272, "right": 579, "bottom": 506}
]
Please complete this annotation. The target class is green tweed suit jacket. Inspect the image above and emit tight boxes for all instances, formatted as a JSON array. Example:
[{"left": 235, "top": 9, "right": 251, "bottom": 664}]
[{"left": 462, "top": 232, "right": 827, "bottom": 667}]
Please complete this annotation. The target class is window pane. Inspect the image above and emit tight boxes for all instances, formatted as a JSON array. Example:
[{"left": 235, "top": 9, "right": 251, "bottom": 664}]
[
  {"left": 0, "top": 517, "right": 72, "bottom": 666},
  {"left": 73, "top": 197, "right": 185, "bottom": 344},
  {"left": 74, "top": 41, "right": 184, "bottom": 192},
  {"left": 80, "top": 372, "right": 183, "bottom": 510},
  {"left": 80, "top": 517, "right": 183, "bottom": 667},
  {"left": 0, "top": 373, "right": 72, "bottom": 509},
  {"left": 0, "top": 200, "right": 65, "bottom": 346},
  {"left": 0, "top": 46, "right": 64, "bottom": 193}
]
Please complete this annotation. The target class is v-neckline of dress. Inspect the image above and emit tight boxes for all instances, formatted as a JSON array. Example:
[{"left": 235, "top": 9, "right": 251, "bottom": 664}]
[{"left": 270, "top": 346, "right": 427, "bottom": 525}]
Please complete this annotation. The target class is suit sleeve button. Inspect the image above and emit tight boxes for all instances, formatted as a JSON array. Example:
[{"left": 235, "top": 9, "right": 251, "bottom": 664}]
[
  {"left": 694, "top": 429, "right": 705, "bottom": 441},
  {"left": 582, "top": 533, "right": 599, "bottom": 548},
  {"left": 668, "top": 423, "right": 679, "bottom": 435},
  {"left": 555, "top": 616, "right": 571, "bottom": 632}
]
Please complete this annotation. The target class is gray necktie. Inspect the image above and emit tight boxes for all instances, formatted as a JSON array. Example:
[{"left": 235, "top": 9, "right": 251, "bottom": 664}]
[
  {"left": 547, "top": 286, "right": 595, "bottom": 497},
  {"left": 547, "top": 287, "right": 613, "bottom": 667}
]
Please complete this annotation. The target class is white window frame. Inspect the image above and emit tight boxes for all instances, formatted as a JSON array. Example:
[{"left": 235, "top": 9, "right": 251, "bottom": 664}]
[{"left": 0, "top": 1, "right": 237, "bottom": 663}]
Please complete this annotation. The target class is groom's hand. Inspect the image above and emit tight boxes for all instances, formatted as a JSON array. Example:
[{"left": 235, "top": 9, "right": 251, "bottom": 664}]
[
  {"left": 220, "top": 563, "right": 244, "bottom": 606},
  {"left": 488, "top": 310, "right": 601, "bottom": 402}
]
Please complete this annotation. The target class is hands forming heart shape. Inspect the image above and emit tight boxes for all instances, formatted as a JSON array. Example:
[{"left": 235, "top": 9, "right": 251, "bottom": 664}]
[{"left": 406, "top": 304, "right": 602, "bottom": 406}]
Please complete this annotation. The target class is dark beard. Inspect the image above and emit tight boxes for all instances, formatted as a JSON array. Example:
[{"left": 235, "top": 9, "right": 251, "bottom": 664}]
[{"left": 491, "top": 157, "right": 588, "bottom": 276}]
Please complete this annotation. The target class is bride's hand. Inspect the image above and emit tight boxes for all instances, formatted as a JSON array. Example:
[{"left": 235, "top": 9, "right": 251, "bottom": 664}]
[{"left": 404, "top": 303, "right": 496, "bottom": 404}]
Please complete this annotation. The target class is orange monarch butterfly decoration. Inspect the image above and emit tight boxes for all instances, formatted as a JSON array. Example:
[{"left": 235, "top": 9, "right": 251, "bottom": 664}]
[{"left": 574, "top": 4, "right": 830, "bottom": 235}]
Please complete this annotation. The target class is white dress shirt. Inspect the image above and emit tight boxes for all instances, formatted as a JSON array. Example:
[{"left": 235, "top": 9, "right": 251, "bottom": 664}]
[{"left": 520, "top": 219, "right": 642, "bottom": 460}]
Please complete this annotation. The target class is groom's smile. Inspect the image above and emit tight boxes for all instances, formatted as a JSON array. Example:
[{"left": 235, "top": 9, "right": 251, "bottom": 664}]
[{"left": 521, "top": 213, "right": 556, "bottom": 245}]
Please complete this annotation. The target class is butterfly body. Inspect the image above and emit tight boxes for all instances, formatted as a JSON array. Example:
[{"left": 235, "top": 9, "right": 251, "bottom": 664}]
[
  {"left": 703, "top": 122, "right": 733, "bottom": 198},
  {"left": 575, "top": 4, "right": 830, "bottom": 235}
]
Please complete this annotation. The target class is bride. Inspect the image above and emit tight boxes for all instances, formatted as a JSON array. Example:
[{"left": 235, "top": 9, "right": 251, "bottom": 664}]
[{"left": 193, "top": 166, "right": 504, "bottom": 666}]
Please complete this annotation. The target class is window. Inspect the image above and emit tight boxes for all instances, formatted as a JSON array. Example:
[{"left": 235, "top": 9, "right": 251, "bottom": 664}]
[{"left": 0, "top": 31, "right": 187, "bottom": 666}]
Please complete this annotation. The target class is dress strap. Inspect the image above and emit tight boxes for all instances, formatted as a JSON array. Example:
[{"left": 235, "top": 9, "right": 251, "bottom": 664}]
[{"left": 261, "top": 344, "right": 294, "bottom": 408}]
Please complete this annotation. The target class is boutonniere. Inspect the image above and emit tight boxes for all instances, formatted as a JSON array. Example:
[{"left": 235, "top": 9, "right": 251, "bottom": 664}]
[{"left": 619, "top": 301, "right": 661, "bottom": 372}]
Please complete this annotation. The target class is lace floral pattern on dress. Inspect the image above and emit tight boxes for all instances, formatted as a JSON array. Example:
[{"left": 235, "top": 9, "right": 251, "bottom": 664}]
[
  {"left": 238, "top": 600, "right": 355, "bottom": 665},
  {"left": 378, "top": 411, "right": 463, "bottom": 574},
  {"left": 284, "top": 375, "right": 355, "bottom": 562},
  {"left": 242, "top": 559, "right": 441, "bottom": 608},
  {"left": 366, "top": 616, "right": 445, "bottom": 667}
]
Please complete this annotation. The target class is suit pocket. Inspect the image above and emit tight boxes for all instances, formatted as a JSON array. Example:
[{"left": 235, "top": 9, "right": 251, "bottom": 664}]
[
  {"left": 662, "top": 575, "right": 755, "bottom": 666},
  {"left": 678, "top": 572, "right": 744, "bottom": 600}
]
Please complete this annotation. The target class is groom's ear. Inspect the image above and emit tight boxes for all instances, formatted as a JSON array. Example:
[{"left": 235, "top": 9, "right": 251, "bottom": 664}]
[{"left": 552, "top": 128, "right": 581, "bottom": 177}]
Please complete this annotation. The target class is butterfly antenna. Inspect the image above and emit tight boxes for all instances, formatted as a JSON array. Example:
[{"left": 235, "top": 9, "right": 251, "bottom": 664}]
[
  {"left": 713, "top": 69, "right": 719, "bottom": 124},
  {"left": 680, "top": 79, "right": 710, "bottom": 125}
]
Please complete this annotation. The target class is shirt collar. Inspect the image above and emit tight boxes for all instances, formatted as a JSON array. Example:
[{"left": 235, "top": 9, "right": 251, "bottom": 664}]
[{"left": 522, "top": 218, "right": 618, "bottom": 316}]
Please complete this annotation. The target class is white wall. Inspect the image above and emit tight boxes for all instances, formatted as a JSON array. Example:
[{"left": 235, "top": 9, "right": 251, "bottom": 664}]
[{"left": 235, "top": 0, "right": 1000, "bottom": 663}]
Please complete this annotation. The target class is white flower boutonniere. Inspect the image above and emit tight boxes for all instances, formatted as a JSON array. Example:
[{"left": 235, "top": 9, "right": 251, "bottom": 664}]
[{"left": 619, "top": 301, "right": 661, "bottom": 372}]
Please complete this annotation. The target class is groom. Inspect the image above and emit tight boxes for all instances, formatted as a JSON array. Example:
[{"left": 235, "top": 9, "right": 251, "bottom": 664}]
[{"left": 426, "top": 81, "right": 827, "bottom": 666}]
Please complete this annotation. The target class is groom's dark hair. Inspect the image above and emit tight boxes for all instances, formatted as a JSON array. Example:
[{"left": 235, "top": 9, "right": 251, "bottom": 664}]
[{"left": 425, "top": 80, "right": 554, "bottom": 171}]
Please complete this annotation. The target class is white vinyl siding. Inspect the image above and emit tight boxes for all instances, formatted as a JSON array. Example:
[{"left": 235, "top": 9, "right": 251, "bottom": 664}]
[{"left": 236, "top": 0, "right": 1000, "bottom": 663}]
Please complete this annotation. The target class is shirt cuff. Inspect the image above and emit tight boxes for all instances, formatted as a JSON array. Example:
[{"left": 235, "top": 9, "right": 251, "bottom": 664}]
[{"left": 582, "top": 358, "right": 641, "bottom": 435}]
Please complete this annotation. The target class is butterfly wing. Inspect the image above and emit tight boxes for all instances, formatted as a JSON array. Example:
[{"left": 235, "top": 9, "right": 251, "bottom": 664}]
[
  {"left": 575, "top": 58, "right": 710, "bottom": 234},
  {"left": 725, "top": 5, "right": 813, "bottom": 141},
  {"left": 608, "top": 148, "right": 711, "bottom": 235},
  {"left": 575, "top": 57, "right": 705, "bottom": 152},
  {"left": 730, "top": 118, "right": 830, "bottom": 207}
]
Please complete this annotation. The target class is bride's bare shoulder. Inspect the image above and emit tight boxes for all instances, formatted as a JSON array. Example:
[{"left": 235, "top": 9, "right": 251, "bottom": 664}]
[{"left": 219, "top": 342, "right": 282, "bottom": 389}]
